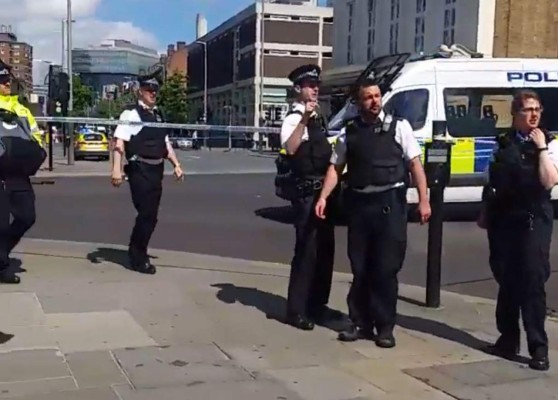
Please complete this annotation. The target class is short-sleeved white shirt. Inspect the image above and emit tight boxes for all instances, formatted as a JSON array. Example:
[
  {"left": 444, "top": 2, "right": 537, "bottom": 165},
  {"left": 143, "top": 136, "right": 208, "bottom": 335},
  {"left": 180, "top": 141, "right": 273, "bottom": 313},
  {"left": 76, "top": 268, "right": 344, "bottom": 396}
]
[
  {"left": 331, "top": 113, "right": 422, "bottom": 193},
  {"left": 113, "top": 100, "right": 169, "bottom": 144},
  {"left": 280, "top": 102, "right": 323, "bottom": 148}
]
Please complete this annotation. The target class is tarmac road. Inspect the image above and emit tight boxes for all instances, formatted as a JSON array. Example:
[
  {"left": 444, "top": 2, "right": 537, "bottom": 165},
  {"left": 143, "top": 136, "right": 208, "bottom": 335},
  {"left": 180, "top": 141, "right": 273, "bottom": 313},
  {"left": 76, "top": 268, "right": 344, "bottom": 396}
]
[{"left": 27, "top": 174, "right": 558, "bottom": 312}]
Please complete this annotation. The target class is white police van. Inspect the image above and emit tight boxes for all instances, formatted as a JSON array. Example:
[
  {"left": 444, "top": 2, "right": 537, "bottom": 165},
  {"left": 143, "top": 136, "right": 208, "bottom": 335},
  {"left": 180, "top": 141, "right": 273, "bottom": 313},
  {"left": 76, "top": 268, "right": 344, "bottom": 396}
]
[{"left": 324, "top": 45, "right": 558, "bottom": 206}]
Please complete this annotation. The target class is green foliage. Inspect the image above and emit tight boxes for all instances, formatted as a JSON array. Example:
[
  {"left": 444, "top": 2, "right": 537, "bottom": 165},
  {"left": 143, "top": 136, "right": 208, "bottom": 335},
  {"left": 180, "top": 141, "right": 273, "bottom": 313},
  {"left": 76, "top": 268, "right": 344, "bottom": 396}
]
[
  {"left": 157, "top": 72, "right": 188, "bottom": 123},
  {"left": 95, "top": 91, "right": 136, "bottom": 119},
  {"left": 71, "top": 75, "right": 94, "bottom": 116}
]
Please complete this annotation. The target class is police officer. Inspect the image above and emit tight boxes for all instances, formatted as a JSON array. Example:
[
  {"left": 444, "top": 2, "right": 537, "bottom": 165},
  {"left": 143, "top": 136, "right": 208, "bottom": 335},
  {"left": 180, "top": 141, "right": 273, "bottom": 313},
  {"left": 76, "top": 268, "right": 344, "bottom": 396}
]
[
  {"left": 478, "top": 90, "right": 557, "bottom": 371},
  {"left": 0, "top": 60, "right": 46, "bottom": 284},
  {"left": 316, "top": 79, "right": 430, "bottom": 347},
  {"left": 111, "top": 72, "right": 184, "bottom": 274},
  {"left": 280, "top": 64, "right": 341, "bottom": 330}
]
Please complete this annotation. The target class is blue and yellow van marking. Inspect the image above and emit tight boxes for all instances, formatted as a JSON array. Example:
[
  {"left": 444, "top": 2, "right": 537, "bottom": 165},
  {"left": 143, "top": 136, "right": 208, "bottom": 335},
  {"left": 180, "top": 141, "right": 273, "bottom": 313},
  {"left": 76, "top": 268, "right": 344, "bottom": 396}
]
[{"left": 418, "top": 137, "right": 496, "bottom": 175}]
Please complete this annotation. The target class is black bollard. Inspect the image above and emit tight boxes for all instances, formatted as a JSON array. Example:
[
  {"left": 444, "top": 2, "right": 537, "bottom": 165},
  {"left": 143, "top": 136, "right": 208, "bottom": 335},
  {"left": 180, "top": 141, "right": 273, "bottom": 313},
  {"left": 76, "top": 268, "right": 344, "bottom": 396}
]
[
  {"left": 423, "top": 121, "right": 453, "bottom": 308},
  {"left": 48, "top": 123, "right": 54, "bottom": 172}
]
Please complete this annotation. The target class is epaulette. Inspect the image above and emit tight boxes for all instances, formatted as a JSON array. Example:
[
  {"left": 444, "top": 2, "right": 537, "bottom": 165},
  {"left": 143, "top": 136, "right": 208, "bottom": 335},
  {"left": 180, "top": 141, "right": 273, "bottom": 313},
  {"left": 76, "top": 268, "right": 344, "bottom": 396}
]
[{"left": 496, "top": 131, "right": 512, "bottom": 147}]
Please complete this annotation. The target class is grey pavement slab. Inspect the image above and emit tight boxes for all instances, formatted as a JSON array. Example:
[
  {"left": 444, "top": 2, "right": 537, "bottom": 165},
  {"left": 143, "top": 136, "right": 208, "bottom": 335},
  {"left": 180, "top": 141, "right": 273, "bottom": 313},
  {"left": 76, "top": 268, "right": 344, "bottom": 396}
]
[
  {"left": 404, "top": 359, "right": 550, "bottom": 399},
  {"left": 113, "top": 380, "right": 304, "bottom": 400},
  {"left": 0, "top": 350, "right": 70, "bottom": 382},
  {"left": 0, "top": 293, "right": 46, "bottom": 327},
  {"left": 264, "top": 365, "right": 385, "bottom": 400},
  {"left": 65, "top": 351, "right": 128, "bottom": 389},
  {"left": 9, "top": 388, "right": 121, "bottom": 400},
  {"left": 0, "top": 325, "right": 58, "bottom": 353},
  {"left": 113, "top": 345, "right": 253, "bottom": 389},
  {"left": 0, "top": 377, "right": 78, "bottom": 399},
  {"left": 45, "top": 310, "right": 157, "bottom": 353}
]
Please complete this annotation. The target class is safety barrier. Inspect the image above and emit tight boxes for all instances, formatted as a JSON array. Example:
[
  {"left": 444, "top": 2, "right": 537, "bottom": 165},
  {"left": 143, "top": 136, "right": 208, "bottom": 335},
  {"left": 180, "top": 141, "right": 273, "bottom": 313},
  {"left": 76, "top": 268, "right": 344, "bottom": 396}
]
[{"left": 35, "top": 116, "right": 497, "bottom": 159}]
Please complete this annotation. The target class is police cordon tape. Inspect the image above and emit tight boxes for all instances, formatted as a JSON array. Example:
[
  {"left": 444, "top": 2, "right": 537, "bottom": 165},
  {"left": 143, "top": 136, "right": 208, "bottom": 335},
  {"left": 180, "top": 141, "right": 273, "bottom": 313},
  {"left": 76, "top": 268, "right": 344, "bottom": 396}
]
[{"left": 34, "top": 116, "right": 498, "bottom": 148}]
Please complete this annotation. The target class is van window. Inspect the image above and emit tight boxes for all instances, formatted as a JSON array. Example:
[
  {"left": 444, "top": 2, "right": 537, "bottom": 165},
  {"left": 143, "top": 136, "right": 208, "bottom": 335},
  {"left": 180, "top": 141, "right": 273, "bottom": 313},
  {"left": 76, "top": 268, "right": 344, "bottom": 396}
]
[
  {"left": 383, "top": 89, "right": 429, "bottom": 131},
  {"left": 443, "top": 88, "right": 558, "bottom": 137}
]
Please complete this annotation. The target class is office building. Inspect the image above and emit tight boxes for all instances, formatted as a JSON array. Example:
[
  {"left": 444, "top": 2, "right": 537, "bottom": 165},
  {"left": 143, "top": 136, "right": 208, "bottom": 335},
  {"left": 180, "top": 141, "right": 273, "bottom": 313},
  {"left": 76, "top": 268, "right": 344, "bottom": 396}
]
[
  {"left": 72, "top": 39, "right": 161, "bottom": 97},
  {"left": 0, "top": 27, "right": 33, "bottom": 92},
  {"left": 325, "top": 0, "right": 558, "bottom": 91},
  {"left": 186, "top": 0, "right": 333, "bottom": 127}
]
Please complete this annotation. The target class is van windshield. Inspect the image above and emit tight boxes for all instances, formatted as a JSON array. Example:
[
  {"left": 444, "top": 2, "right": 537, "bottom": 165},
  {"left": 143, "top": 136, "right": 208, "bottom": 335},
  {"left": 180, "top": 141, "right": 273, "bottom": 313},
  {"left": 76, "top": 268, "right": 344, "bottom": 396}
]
[{"left": 443, "top": 87, "right": 558, "bottom": 137}]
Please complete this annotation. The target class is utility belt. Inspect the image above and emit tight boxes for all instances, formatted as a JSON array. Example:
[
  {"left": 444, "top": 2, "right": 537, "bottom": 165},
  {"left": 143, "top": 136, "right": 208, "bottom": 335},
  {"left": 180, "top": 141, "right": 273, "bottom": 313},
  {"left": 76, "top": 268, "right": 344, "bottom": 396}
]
[{"left": 127, "top": 154, "right": 164, "bottom": 165}]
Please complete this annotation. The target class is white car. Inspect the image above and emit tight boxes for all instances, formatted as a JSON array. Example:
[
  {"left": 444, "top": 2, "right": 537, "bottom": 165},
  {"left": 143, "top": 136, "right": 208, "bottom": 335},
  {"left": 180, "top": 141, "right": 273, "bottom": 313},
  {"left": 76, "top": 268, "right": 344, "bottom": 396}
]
[{"left": 176, "top": 137, "right": 192, "bottom": 149}]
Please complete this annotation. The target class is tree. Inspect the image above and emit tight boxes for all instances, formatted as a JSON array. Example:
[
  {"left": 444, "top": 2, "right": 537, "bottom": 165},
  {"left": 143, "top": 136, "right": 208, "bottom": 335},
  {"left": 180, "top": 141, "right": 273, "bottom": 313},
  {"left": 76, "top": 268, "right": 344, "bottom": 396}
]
[
  {"left": 95, "top": 92, "right": 136, "bottom": 119},
  {"left": 71, "top": 75, "right": 94, "bottom": 116},
  {"left": 157, "top": 72, "right": 188, "bottom": 123}
]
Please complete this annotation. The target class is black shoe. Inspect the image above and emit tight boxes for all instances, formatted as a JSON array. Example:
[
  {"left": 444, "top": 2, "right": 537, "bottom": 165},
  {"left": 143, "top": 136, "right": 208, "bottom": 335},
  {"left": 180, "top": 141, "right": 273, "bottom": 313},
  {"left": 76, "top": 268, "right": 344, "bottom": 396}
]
[
  {"left": 133, "top": 261, "right": 156, "bottom": 275},
  {"left": 337, "top": 324, "right": 374, "bottom": 342},
  {"left": 529, "top": 355, "right": 550, "bottom": 371},
  {"left": 286, "top": 314, "right": 315, "bottom": 331},
  {"left": 375, "top": 332, "right": 396, "bottom": 349},
  {"left": 0, "top": 269, "right": 20, "bottom": 284}
]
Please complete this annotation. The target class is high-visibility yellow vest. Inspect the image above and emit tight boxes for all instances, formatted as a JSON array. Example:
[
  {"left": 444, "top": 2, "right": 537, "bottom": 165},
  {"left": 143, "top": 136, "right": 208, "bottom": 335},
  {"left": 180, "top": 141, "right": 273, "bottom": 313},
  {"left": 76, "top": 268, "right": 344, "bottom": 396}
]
[{"left": 0, "top": 95, "right": 43, "bottom": 147}]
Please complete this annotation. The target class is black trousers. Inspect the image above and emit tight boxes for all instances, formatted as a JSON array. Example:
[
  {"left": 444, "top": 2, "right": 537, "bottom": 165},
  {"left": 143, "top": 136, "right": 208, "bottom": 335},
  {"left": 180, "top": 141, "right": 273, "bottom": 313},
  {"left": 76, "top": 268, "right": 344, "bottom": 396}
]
[
  {"left": 287, "top": 193, "right": 335, "bottom": 317},
  {"left": 0, "top": 178, "right": 36, "bottom": 268},
  {"left": 345, "top": 187, "right": 407, "bottom": 335},
  {"left": 126, "top": 161, "right": 164, "bottom": 264},
  {"left": 487, "top": 202, "right": 552, "bottom": 357}
]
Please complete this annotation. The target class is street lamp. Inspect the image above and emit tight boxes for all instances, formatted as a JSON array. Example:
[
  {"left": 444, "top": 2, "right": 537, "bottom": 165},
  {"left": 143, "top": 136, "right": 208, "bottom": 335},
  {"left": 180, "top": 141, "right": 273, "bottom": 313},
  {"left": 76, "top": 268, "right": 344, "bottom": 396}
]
[
  {"left": 66, "top": 0, "right": 75, "bottom": 164},
  {"left": 195, "top": 40, "right": 207, "bottom": 124}
]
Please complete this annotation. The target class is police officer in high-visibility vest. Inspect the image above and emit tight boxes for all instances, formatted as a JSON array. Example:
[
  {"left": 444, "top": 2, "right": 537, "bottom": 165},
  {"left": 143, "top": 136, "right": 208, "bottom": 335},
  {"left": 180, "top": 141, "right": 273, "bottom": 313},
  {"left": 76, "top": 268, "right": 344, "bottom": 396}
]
[
  {"left": 478, "top": 90, "right": 557, "bottom": 371},
  {"left": 316, "top": 79, "right": 430, "bottom": 347},
  {"left": 0, "top": 60, "right": 46, "bottom": 284},
  {"left": 280, "top": 64, "right": 341, "bottom": 330},
  {"left": 111, "top": 72, "right": 184, "bottom": 274}
]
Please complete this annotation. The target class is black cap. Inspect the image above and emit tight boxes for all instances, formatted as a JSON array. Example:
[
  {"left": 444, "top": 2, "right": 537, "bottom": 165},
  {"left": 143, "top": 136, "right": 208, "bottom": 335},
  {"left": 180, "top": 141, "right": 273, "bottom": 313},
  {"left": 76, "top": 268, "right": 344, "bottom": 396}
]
[
  {"left": 138, "top": 68, "right": 162, "bottom": 90},
  {"left": 288, "top": 64, "right": 321, "bottom": 85}
]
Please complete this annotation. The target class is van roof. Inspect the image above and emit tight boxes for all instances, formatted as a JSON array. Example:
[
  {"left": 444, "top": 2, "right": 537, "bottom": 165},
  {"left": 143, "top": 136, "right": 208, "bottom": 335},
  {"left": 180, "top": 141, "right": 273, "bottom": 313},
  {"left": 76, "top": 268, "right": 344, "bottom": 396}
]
[{"left": 390, "top": 56, "right": 558, "bottom": 89}]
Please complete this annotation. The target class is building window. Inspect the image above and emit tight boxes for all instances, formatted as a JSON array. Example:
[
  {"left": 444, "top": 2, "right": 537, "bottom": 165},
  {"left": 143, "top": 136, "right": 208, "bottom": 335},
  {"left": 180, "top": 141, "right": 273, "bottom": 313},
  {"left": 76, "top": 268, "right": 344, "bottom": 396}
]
[
  {"left": 367, "top": 0, "right": 376, "bottom": 61},
  {"left": 415, "top": 0, "right": 426, "bottom": 54},
  {"left": 443, "top": 2, "right": 456, "bottom": 45},
  {"left": 347, "top": 1, "right": 354, "bottom": 64},
  {"left": 389, "top": 0, "right": 400, "bottom": 54}
]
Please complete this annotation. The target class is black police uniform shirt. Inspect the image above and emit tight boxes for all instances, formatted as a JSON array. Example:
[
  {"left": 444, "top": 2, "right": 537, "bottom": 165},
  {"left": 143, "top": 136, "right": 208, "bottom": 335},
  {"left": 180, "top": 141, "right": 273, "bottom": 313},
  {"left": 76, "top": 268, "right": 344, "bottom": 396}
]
[
  {"left": 331, "top": 111, "right": 422, "bottom": 193},
  {"left": 486, "top": 131, "right": 558, "bottom": 172},
  {"left": 113, "top": 100, "right": 170, "bottom": 153}
]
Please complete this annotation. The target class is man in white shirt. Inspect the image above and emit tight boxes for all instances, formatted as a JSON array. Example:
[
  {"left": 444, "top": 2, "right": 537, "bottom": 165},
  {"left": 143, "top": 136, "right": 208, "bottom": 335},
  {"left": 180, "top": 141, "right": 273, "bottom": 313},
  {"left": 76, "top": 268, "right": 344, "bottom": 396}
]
[
  {"left": 110, "top": 73, "right": 183, "bottom": 275},
  {"left": 279, "top": 64, "right": 342, "bottom": 331},
  {"left": 316, "top": 79, "right": 431, "bottom": 346}
]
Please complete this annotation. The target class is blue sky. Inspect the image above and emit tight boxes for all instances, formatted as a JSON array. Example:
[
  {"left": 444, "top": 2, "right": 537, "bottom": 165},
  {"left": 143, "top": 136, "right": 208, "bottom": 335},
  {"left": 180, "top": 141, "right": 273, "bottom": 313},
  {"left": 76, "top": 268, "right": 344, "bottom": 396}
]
[{"left": 97, "top": 0, "right": 328, "bottom": 49}]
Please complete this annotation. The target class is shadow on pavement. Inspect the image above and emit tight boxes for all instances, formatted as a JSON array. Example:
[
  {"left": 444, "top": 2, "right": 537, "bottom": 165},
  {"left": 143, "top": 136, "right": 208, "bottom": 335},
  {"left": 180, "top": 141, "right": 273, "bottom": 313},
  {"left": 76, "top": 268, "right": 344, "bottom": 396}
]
[
  {"left": 211, "top": 283, "right": 347, "bottom": 332},
  {"left": 86, "top": 247, "right": 158, "bottom": 271},
  {"left": 255, "top": 204, "right": 479, "bottom": 226},
  {"left": 396, "top": 313, "right": 531, "bottom": 365},
  {"left": 0, "top": 332, "right": 14, "bottom": 344},
  {"left": 9, "top": 258, "right": 25, "bottom": 273}
]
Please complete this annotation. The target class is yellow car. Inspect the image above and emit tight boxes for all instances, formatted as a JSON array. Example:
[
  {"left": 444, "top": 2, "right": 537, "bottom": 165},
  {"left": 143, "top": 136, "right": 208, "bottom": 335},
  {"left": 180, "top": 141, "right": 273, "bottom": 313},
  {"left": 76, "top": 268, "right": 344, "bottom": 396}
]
[{"left": 75, "top": 131, "right": 110, "bottom": 160}]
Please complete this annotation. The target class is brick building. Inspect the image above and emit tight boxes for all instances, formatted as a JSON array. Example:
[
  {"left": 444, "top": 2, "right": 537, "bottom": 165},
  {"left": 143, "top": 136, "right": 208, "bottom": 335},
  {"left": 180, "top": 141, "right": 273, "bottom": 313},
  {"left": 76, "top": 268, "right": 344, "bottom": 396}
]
[
  {"left": 162, "top": 41, "right": 187, "bottom": 79},
  {"left": 0, "top": 29, "right": 33, "bottom": 93},
  {"left": 493, "top": 0, "right": 558, "bottom": 58}
]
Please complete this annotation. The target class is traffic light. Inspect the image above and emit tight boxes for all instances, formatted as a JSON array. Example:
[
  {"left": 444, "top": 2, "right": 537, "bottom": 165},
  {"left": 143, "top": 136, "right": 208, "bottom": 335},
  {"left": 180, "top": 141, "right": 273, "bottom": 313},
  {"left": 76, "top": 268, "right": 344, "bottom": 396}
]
[
  {"left": 47, "top": 65, "right": 69, "bottom": 116},
  {"left": 274, "top": 107, "right": 282, "bottom": 121},
  {"left": 264, "top": 109, "right": 271, "bottom": 120}
]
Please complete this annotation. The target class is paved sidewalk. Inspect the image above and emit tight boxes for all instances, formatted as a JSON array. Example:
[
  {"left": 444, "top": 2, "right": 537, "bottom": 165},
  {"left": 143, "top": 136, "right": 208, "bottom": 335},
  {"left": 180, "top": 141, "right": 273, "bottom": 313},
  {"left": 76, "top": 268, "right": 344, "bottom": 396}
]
[{"left": 1, "top": 238, "right": 557, "bottom": 400}]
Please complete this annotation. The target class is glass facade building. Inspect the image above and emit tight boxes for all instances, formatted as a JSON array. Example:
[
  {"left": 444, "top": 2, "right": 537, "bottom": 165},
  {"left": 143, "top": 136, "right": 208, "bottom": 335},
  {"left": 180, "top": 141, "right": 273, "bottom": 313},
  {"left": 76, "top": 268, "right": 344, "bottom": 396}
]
[{"left": 72, "top": 40, "right": 160, "bottom": 96}]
